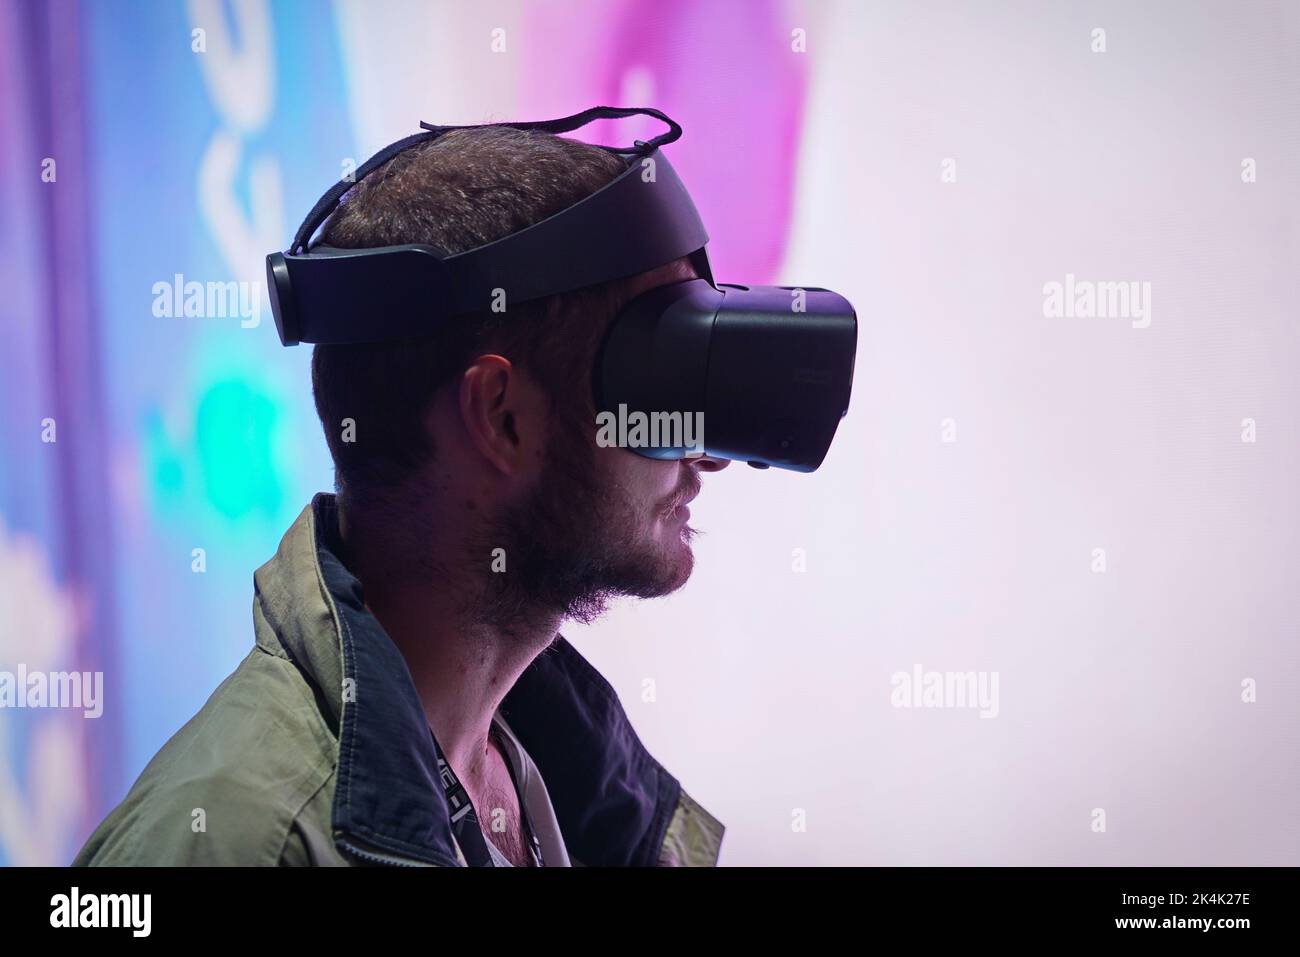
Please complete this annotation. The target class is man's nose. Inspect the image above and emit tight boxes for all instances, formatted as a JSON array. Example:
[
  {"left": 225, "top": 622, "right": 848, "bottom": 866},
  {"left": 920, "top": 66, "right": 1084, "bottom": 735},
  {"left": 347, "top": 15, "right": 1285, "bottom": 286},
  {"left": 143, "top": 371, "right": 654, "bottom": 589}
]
[{"left": 688, "top": 453, "right": 731, "bottom": 473}]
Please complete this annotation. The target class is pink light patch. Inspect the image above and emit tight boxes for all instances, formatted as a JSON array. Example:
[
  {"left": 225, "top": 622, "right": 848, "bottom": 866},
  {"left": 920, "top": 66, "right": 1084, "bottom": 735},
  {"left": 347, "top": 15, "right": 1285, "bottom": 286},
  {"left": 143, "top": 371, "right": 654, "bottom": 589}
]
[{"left": 520, "top": 0, "right": 808, "bottom": 284}]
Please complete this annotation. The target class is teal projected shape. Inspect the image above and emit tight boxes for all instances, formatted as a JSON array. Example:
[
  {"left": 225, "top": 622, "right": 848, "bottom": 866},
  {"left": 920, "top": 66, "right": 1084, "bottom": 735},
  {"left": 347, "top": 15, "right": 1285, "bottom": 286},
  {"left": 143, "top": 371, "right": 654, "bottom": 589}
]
[
  {"left": 194, "top": 378, "right": 284, "bottom": 520},
  {"left": 144, "top": 410, "right": 184, "bottom": 502}
]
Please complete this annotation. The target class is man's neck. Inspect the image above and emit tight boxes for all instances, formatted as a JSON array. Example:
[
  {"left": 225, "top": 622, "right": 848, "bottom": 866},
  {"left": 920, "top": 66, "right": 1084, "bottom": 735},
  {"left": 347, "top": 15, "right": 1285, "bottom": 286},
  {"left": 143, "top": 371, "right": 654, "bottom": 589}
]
[{"left": 338, "top": 503, "right": 562, "bottom": 792}]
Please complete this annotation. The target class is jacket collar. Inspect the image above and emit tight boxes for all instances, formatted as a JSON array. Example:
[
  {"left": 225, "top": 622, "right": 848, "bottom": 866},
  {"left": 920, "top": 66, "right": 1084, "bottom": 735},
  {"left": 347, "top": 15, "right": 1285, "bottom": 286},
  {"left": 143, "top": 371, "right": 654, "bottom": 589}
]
[{"left": 253, "top": 494, "right": 682, "bottom": 866}]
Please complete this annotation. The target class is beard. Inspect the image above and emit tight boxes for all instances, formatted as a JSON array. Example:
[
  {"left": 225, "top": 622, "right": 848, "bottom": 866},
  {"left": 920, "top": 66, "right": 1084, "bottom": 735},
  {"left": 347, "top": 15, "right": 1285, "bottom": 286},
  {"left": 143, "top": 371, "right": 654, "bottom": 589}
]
[{"left": 478, "top": 410, "right": 699, "bottom": 628}]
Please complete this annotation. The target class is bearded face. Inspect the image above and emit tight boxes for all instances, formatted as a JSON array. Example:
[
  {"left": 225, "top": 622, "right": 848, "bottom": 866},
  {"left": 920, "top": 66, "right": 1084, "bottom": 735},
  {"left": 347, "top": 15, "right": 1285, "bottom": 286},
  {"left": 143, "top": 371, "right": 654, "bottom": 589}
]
[{"left": 484, "top": 406, "right": 702, "bottom": 626}]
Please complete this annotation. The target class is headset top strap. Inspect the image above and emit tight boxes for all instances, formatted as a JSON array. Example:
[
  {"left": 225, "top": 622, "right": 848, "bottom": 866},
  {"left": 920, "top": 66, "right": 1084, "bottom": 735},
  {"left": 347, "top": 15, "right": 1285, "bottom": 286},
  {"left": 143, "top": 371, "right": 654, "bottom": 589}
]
[
  {"left": 419, "top": 105, "right": 682, "bottom": 153},
  {"left": 289, "top": 107, "right": 681, "bottom": 255}
]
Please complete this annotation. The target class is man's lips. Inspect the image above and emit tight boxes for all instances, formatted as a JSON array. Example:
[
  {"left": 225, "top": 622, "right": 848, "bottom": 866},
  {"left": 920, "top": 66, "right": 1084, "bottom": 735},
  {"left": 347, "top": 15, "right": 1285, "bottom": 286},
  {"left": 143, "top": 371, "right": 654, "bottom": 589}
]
[{"left": 662, "top": 485, "right": 700, "bottom": 520}]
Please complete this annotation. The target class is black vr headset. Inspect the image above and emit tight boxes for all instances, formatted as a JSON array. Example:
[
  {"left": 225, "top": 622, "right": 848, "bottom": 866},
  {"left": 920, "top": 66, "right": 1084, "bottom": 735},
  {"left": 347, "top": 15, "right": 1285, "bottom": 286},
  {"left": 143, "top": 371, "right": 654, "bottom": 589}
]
[{"left": 266, "top": 106, "right": 857, "bottom": 471}]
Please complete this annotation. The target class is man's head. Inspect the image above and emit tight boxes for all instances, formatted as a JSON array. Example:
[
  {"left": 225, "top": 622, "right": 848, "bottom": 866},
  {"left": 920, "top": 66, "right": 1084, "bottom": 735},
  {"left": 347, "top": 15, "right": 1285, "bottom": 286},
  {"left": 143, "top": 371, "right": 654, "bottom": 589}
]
[{"left": 312, "top": 126, "right": 729, "bottom": 626}]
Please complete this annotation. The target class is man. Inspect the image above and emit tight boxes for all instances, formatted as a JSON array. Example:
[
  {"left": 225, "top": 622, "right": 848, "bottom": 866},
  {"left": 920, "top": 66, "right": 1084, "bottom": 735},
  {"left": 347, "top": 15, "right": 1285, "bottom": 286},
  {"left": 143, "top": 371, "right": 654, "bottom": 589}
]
[{"left": 74, "top": 124, "right": 728, "bottom": 866}]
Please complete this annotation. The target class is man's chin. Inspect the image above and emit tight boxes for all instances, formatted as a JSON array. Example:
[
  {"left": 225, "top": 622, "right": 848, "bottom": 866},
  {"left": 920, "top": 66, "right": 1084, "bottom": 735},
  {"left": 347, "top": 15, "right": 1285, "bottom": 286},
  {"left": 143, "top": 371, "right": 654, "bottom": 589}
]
[
  {"left": 642, "top": 534, "right": 697, "bottom": 597},
  {"left": 611, "top": 533, "right": 696, "bottom": 600},
  {"left": 547, "top": 535, "right": 695, "bottom": 623}
]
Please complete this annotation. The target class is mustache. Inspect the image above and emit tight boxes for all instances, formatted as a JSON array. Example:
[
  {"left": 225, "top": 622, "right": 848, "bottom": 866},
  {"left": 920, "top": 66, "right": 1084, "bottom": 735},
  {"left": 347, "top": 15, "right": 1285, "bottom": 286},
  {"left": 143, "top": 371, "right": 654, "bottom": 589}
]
[{"left": 659, "top": 473, "right": 702, "bottom": 514}]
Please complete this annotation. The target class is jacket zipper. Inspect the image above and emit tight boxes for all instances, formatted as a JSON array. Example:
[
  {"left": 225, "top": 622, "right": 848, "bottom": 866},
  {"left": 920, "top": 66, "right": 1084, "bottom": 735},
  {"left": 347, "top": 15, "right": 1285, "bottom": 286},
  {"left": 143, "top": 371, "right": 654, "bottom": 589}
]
[{"left": 336, "top": 832, "right": 449, "bottom": 867}]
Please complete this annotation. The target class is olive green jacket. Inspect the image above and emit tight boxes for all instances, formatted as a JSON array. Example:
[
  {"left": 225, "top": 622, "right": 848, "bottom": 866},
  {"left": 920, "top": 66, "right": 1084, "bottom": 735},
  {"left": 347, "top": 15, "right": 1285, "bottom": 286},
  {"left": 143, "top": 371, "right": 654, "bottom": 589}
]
[{"left": 74, "top": 495, "right": 724, "bottom": 866}]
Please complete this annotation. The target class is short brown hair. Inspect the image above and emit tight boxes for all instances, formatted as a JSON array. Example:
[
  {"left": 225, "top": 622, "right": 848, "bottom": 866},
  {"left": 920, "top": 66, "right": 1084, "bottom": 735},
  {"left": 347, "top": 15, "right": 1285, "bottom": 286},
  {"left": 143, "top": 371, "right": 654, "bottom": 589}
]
[{"left": 311, "top": 127, "right": 646, "bottom": 507}]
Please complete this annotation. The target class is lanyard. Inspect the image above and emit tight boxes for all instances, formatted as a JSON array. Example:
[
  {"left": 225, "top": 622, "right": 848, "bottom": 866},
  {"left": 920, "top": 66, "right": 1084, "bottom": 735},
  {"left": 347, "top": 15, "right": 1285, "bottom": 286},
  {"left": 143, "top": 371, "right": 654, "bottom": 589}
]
[
  {"left": 433, "top": 734, "right": 498, "bottom": 868},
  {"left": 433, "top": 724, "right": 546, "bottom": 867}
]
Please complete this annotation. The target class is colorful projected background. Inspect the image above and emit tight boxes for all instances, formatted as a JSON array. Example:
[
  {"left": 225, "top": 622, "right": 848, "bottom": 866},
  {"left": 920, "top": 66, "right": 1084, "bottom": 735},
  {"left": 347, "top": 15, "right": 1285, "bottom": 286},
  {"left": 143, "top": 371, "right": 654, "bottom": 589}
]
[
  {"left": 3, "top": 0, "right": 1298, "bottom": 866},
  {"left": 0, "top": 0, "right": 808, "bottom": 865}
]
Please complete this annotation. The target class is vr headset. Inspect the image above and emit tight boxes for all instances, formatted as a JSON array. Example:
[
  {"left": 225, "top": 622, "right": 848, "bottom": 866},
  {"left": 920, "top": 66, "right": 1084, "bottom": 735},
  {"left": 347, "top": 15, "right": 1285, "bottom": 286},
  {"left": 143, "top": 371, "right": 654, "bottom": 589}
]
[{"left": 266, "top": 106, "right": 857, "bottom": 471}]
